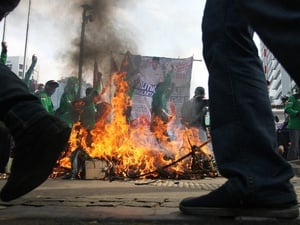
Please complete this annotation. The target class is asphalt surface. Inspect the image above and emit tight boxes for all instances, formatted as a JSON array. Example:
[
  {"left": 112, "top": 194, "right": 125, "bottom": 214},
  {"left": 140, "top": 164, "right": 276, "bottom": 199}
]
[{"left": 0, "top": 171, "right": 299, "bottom": 225}]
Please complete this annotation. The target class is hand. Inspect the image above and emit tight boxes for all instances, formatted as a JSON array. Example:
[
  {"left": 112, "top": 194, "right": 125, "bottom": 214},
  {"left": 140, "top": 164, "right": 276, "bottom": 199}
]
[
  {"left": 1, "top": 41, "right": 7, "bottom": 51},
  {"left": 1, "top": 41, "right": 7, "bottom": 48},
  {"left": 278, "top": 145, "right": 284, "bottom": 155},
  {"left": 32, "top": 54, "right": 38, "bottom": 63}
]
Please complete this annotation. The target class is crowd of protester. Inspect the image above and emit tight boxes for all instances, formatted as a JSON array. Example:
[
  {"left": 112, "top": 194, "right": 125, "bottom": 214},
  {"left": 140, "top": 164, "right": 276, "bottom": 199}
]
[
  {"left": 276, "top": 87, "right": 300, "bottom": 161},
  {"left": 0, "top": 40, "right": 113, "bottom": 179}
]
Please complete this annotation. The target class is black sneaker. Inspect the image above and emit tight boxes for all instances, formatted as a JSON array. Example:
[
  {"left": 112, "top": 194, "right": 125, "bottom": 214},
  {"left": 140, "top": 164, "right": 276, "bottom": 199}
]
[
  {"left": 0, "top": 114, "right": 71, "bottom": 201},
  {"left": 179, "top": 185, "right": 299, "bottom": 219}
]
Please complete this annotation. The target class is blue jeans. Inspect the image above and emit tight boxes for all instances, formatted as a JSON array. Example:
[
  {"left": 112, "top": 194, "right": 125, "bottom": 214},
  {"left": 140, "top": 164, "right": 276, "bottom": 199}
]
[
  {"left": 202, "top": 0, "right": 296, "bottom": 203},
  {"left": 0, "top": 63, "right": 46, "bottom": 137}
]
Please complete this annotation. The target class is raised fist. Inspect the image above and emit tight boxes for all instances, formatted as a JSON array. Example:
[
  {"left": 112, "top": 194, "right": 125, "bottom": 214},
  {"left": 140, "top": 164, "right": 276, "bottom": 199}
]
[
  {"left": 1, "top": 41, "right": 7, "bottom": 52},
  {"left": 32, "top": 54, "right": 38, "bottom": 63}
]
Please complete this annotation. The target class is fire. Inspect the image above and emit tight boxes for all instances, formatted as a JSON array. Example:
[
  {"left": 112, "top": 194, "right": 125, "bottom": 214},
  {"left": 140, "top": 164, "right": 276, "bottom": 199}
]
[{"left": 58, "top": 72, "right": 215, "bottom": 179}]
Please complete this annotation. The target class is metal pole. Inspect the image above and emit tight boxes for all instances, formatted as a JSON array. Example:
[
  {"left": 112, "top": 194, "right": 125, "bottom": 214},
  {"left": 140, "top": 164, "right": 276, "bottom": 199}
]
[
  {"left": 22, "top": 0, "right": 31, "bottom": 80},
  {"left": 2, "top": 16, "right": 6, "bottom": 42},
  {"left": 77, "top": 7, "right": 86, "bottom": 99},
  {"left": 77, "top": 4, "right": 92, "bottom": 99}
]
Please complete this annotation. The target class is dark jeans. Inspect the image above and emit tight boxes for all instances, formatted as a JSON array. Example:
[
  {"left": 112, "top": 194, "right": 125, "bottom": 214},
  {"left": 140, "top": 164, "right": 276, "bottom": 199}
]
[
  {"left": 0, "top": 63, "right": 46, "bottom": 138},
  {"left": 202, "top": 0, "right": 297, "bottom": 203},
  {"left": 0, "top": 124, "right": 10, "bottom": 173},
  {"left": 288, "top": 129, "right": 300, "bottom": 160}
]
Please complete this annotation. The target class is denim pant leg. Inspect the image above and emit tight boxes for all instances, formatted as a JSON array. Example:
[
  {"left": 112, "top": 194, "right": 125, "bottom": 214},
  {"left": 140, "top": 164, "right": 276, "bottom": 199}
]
[
  {"left": 0, "top": 63, "right": 46, "bottom": 137},
  {"left": 238, "top": 0, "right": 300, "bottom": 84},
  {"left": 0, "top": 123, "right": 10, "bottom": 173},
  {"left": 202, "top": 0, "right": 296, "bottom": 203},
  {"left": 288, "top": 129, "right": 300, "bottom": 161}
]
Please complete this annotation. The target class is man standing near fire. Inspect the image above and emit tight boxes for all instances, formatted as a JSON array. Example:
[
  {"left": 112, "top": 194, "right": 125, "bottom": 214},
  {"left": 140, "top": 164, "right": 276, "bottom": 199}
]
[
  {"left": 56, "top": 77, "right": 79, "bottom": 128},
  {"left": 37, "top": 80, "right": 59, "bottom": 114},
  {"left": 284, "top": 87, "right": 300, "bottom": 160},
  {"left": 181, "top": 87, "right": 210, "bottom": 142}
]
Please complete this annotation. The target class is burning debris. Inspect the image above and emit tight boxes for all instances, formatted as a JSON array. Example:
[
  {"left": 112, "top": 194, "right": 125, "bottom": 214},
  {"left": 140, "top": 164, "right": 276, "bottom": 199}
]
[
  {"left": 54, "top": 72, "right": 218, "bottom": 180},
  {"left": 49, "top": 1, "right": 217, "bottom": 180}
]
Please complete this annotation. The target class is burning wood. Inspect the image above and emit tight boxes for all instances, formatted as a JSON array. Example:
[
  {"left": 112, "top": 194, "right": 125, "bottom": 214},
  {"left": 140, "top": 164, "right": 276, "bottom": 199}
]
[{"left": 55, "top": 72, "right": 217, "bottom": 180}]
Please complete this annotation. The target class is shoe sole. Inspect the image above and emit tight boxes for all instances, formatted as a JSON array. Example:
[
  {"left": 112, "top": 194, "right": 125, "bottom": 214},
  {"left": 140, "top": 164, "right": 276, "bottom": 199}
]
[
  {"left": 179, "top": 204, "right": 299, "bottom": 219},
  {"left": 0, "top": 124, "right": 71, "bottom": 202}
]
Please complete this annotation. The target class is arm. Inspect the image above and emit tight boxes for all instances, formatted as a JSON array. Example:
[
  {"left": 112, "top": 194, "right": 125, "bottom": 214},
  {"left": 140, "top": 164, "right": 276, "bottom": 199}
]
[
  {"left": 0, "top": 41, "right": 7, "bottom": 64},
  {"left": 24, "top": 54, "right": 38, "bottom": 87}
]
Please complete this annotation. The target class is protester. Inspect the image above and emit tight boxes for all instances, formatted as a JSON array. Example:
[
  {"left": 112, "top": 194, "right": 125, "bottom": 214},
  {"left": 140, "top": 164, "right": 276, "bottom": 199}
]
[
  {"left": 285, "top": 87, "right": 300, "bottom": 160},
  {"left": 56, "top": 77, "right": 79, "bottom": 128},
  {"left": 181, "top": 86, "right": 210, "bottom": 143},
  {"left": 37, "top": 80, "right": 59, "bottom": 114},
  {"left": 0, "top": 1, "right": 71, "bottom": 202},
  {"left": 34, "top": 83, "right": 45, "bottom": 96},
  {"left": 65, "top": 87, "right": 100, "bottom": 179},
  {"left": 179, "top": 0, "right": 299, "bottom": 219},
  {"left": 277, "top": 95, "right": 290, "bottom": 159},
  {"left": 277, "top": 117, "right": 290, "bottom": 159},
  {"left": 79, "top": 87, "right": 98, "bottom": 131},
  {"left": 94, "top": 90, "right": 112, "bottom": 129},
  {"left": 1, "top": 41, "right": 7, "bottom": 64},
  {"left": 24, "top": 54, "right": 38, "bottom": 89}
]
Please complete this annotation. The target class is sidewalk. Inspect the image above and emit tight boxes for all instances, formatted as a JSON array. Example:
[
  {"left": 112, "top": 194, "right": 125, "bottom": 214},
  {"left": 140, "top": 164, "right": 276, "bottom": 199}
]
[{"left": 0, "top": 171, "right": 299, "bottom": 224}]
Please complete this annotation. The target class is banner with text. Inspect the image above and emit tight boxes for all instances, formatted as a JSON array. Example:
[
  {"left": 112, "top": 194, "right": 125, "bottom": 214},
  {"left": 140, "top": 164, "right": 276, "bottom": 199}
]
[{"left": 121, "top": 52, "right": 193, "bottom": 125}]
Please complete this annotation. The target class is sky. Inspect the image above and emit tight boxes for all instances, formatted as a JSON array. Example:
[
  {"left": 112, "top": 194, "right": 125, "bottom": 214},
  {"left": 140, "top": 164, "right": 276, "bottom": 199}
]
[{"left": 0, "top": 0, "right": 259, "bottom": 97}]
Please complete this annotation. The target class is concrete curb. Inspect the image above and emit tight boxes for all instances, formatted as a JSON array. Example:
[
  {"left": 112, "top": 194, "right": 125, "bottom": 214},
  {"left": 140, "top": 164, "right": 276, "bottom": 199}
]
[{"left": 1, "top": 205, "right": 300, "bottom": 225}]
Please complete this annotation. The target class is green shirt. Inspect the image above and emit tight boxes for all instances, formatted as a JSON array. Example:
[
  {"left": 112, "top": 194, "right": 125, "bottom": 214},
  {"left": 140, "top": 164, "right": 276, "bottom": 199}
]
[
  {"left": 285, "top": 94, "right": 300, "bottom": 129},
  {"left": 39, "top": 92, "right": 55, "bottom": 114},
  {"left": 57, "top": 92, "right": 77, "bottom": 128},
  {"left": 0, "top": 51, "right": 7, "bottom": 64},
  {"left": 80, "top": 95, "right": 97, "bottom": 130}
]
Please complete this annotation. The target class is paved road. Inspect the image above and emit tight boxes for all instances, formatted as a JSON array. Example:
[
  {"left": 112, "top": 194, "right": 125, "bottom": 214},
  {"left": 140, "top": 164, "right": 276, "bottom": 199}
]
[{"left": 0, "top": 175, "right": 299, "bottom": 224}]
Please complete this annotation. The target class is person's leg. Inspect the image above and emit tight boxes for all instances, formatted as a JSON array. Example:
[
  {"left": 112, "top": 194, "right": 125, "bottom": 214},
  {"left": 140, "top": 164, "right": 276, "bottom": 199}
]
[
  {"left": 0, "top": 63, "right": 70, "bottom": 201},
  {"left": 203, "top": 0, "right": 295, "bottom": 201},
  {"left": 287, "top": 129, "right": 299, "bottom": 160},
  {"left": 296, "top": 130, "right": 300, "bottom": 160},
  {"left": 0, "top": 123, "right": 10, "bottom": 174},
  {"left": 298, "top": 130, "right": 300, "bottom": 159},
  {"left": 180, "top": 0, "right": 298, "bottom": 218},
  {"left": 198, "top": 126, "right": 207, "bottom": 142},
  {"left": 237, "top": 0, "right": 300, "bottom": 85}
]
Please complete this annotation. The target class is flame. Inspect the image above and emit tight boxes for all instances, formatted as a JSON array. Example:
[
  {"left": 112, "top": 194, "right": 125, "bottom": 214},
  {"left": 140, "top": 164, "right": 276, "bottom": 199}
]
[{"left": 58, "top": 72, "right": 214, "bottom": 178}]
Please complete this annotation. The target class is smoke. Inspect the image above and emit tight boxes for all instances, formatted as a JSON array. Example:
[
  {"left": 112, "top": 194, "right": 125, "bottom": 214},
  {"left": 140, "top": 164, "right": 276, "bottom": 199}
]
[{"left": 64, "top": 0, "right": 138, "bottom": 83}]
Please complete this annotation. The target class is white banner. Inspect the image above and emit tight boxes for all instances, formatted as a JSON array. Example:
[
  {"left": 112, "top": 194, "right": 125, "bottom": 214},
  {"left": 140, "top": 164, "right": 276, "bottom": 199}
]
[{"left": 122, "top": 53, "right": 193, "bottom": 125}]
